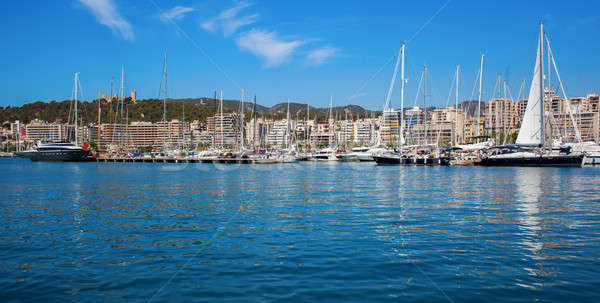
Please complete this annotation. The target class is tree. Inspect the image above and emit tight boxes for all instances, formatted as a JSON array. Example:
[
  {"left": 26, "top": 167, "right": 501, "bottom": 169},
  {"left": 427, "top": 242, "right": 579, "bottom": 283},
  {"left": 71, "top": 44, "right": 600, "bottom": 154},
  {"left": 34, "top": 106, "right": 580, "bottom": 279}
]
[
  {"left": 140, "top": 145, "right": 153, "bottom": 153},
  {"left": 89, "top": 141, "right": 98, "bottom": 151}
]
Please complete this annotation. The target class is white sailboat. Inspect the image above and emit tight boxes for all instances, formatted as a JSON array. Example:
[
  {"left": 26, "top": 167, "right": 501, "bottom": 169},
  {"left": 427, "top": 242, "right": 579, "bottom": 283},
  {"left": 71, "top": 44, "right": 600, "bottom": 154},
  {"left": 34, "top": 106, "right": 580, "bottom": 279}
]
[{"left": 478, "top": 23, "right": 584, "bottom": 167}]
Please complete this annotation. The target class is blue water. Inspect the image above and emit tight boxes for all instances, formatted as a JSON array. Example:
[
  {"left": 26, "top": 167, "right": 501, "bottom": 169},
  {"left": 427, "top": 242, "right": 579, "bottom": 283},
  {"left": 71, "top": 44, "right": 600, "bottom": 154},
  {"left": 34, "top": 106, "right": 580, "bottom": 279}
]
[{"left": 1, "top": 158, "right": 599, "bottom": 302}]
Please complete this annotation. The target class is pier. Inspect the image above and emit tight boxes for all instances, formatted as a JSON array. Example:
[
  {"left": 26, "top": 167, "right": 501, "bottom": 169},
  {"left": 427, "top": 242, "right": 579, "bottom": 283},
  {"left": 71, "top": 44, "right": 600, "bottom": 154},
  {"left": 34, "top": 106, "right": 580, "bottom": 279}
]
[{"left": 94, "top": 157, "right": 279, "bottom": 164}]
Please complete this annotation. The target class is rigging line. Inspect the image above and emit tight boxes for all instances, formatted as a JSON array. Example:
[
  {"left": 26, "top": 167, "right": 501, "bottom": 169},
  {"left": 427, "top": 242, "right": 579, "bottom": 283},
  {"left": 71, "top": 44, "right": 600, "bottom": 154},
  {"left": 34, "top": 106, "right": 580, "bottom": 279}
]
[
  {"left": 545, "top": 34, "right": 582, "bottom": 143},
  {"left": 412, "top": 71, "right": 425, "bottom": 108},
  {"left": 147, "top": 0, "right": 242, "bottom": 91},
  {"left": 504, "top": 85, "right": 517, "bottom": 139},
  {"left": 437, "top": 71, "right": 457, "bottom": 144},
  {"left": 406, "top": 0, "right": 453, "bottom": 44},
  {"left": 349, "top": 0, "right": 453, "bottom": 102}
]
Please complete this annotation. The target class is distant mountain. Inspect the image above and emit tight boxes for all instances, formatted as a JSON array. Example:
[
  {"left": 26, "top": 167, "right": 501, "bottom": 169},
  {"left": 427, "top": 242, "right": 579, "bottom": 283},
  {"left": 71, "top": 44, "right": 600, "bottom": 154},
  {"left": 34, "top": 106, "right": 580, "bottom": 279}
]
[
  {"left": 169, "top": 98, "right": 269, "bottom": 114},
  {"left": 267, "top": 102, "right": 378, "bottom": 118}
]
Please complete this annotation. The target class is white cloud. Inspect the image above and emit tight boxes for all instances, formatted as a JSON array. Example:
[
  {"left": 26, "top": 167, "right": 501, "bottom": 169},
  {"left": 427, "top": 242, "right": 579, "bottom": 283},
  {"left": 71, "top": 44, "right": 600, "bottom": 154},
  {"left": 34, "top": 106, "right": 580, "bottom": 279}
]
[
  {"left": 201, "top": 2, "right": 258, "bottom": 36},
  {"left": 236, "top": 29, "right": 304, "bottom": 67},
  {"left": 307, "top": 47, "right": 339, "bottom": 66},
  {"left": 160, "top": 6, "right": 196, "bottom": 22},
  {"left": 78, "top": 0, "right": 133, "bottom": 40}
]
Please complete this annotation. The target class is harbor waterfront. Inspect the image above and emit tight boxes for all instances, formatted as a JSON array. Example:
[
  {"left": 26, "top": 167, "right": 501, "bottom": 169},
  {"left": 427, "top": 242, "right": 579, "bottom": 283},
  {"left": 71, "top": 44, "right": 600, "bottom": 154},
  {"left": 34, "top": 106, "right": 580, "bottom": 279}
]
[{"left": 1, "top": 158, "right": 599, "bottom": 302}]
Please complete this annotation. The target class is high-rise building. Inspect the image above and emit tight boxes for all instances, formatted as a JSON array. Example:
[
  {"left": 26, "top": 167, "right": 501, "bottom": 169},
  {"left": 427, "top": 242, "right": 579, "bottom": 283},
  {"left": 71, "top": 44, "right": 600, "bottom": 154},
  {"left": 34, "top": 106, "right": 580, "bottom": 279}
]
[
  {"left": 353, "top": 119, "right": 376, "bottom": 145},
  {"left": 24, "top": 120, "right": 73, "bottom": 142},
  {"left": 310, "top": 120, "right": 334, "bottom": 148},
  {"left": 207, "top": 113, "right": 242, "bottom": 148},
  {"left": 380, "top": 109, "right": 401, "bottom": 147},
  {"left": 267, "top": 119, "right": 291, "bottom": 148}
]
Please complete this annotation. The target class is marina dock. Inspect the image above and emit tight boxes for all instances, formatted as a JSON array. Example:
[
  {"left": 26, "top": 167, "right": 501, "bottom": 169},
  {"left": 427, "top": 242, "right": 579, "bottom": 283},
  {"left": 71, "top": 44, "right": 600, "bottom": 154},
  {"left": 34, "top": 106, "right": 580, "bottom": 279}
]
[{"left": 95, "top": 157, "right": 279, "bottom": 164}]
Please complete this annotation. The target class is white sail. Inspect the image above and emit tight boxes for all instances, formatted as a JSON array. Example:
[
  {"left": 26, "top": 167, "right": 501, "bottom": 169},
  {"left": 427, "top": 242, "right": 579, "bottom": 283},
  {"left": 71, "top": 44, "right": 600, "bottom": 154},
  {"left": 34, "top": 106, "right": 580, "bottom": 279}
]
[{"left": 516, "top": 24, "right": 544, "bottom": 146}]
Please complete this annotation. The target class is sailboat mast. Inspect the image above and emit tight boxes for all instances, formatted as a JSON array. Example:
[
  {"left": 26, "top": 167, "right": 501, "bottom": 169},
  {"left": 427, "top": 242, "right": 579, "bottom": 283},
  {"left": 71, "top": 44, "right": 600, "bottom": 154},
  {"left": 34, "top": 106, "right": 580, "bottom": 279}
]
[
  {"left": 539, "top": 23, "right": 546, "bottom": 149},
  {"left": 98, "top": 91, "right": 101, "bottom": 150},
  {"left": 162, "top": 51, "right": 167, "bottom": 150},
  {"left": 503, "top": 80, "right": 507, "bottom": 143},
  {"left": 220, "top": 90, "right": 224, "bottom": 149},
  {"left": 286, "top": 98, "right": 290, "bottom": 150},
  {"left": 74, "top": 72, "right": 78, "bottom": 146},
  {"left": 399, "top": 42, "right": 405, "bottom": 153},
  {"left": 329, "top": 95, "right": 333, "bottom": 147},
  {"left": 423, "top": 65, "right": 428, "bottom": 145},
  {"left": 307, "top": 104, "right": 310, "bottom": 150},
  {"left": 455, "top": 65, "right": 459, "bottom": 146},
  {"left": 120, "top": 66, "right": 124, "bottom": 148},
  {"left": 181, "top": 102, "right": 185, "bottom": 150},
  {"left": 240, "top": 89, "right": 244, "bottom": 150},
  {"left": 477, "top": 54, "right": 484, "bottom": 139},
  {"left": 253, "top": 95, "right": 256, "bottom": 150}
]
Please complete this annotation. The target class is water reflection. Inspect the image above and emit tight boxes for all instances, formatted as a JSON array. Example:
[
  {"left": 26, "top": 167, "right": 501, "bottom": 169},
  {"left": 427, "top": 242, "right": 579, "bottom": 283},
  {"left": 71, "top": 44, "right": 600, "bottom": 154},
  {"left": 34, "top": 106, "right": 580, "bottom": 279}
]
[{"left": 1, "top": 160, "right": 600, "bottom": 302}]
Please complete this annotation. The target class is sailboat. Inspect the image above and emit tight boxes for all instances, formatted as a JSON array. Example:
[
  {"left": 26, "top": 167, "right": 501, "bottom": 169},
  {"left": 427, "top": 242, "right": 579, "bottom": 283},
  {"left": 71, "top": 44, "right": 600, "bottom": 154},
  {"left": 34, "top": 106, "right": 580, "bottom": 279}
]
[
  {"left": 16, "top": 73, "right": 90, "bottom": 161},
  {"left": 478, "top": 23, "right": 585, "bottom": 167},
  {"left": 314, "top": 95, "right": 339, "bottom": 161},
  {"left": 374, "top": 42, "right": 410, "bottom": 165}
]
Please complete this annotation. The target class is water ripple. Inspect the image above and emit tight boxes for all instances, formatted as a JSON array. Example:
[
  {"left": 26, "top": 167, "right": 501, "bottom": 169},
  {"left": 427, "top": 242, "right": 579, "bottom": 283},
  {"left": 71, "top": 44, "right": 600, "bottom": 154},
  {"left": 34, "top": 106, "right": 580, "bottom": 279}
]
[{"left": 1, "top": 159, "right": 599, "bottom": 302}]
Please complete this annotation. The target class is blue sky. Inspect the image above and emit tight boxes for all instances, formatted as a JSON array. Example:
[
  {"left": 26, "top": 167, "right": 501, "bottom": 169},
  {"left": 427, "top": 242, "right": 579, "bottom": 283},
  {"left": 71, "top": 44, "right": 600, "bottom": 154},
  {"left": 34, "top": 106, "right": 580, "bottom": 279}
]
[{"left": 1, "top": 0, "right": 599, "bottom": 110}]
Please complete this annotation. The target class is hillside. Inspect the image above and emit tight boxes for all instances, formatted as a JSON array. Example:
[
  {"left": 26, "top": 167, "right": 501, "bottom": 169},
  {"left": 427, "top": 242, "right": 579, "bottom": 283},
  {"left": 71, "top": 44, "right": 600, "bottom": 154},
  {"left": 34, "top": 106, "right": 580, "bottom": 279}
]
[
  {"left": 1, "top": 97, "right": 487, "bottom": 126},
  {"left": 1, "top": 97, "right": 380, "bottom": 125}
]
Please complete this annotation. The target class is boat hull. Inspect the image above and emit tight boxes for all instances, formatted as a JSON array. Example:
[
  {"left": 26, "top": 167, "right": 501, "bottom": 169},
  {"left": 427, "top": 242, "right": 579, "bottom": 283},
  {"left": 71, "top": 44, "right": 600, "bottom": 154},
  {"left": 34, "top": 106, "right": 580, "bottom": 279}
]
[
  {"left": 373, "top": 155, "right": 413, "bottom": 165},
  {"left": 337, "top": 154, "right": 358, "bottom": 162},
  {"left": 477, "top": 154, "right": 584, "bottom": 167},
  {"left": 15, "top": 150, "right": 90, "bottom": 162}
]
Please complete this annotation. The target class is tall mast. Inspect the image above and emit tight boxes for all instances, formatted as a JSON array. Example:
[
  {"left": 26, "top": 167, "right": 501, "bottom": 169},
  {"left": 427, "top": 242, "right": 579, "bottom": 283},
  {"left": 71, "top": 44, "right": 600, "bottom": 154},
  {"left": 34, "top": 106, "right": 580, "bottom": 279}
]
[
  {"left": 455, "top": 65, "right": 459, "bottom": 146},
  {"left": 74, "top": 72, "right": 79, "bottom": 146},
  {"left": 109, "top": 78, "right": 113, "bottom": 131},
  {"left": 252, "top": 95, "right": 256, "bottom": 150},
  {"left": 399, "top": 41, "right": 406, "bottom": 153},
  {"left": 181, "top": 102, "right": 185, "bottom": 150},
  {"left": 329, "top": 95, "right": 333, "bottom": 147},
  {"left": 497, "top": 73, "right": 501, "bottom": 136},
  {"left": 220, "top": 90, "right": 224, "bottom": 149},
  {"left": 286, "top": 98, "right": 290, "bottom": 150},
  {"left": 503, "top": 80, "right": 507, "bottom": 144},
  {"left": 307, "top": 103, "right": 310, "bottom": 150},
  {"left": 120, "top": 66, "right": 124, "bottom": 148},
  {"left": 423, "top": 65, "right": 428, "bottom": 145},
  {"left": 477, "top": 54, "right": 484, "bottom": 139},
  {"left": 162, "top": 51, "right": 168, "bottom": 150},
  {"left": 240, "top": 88, "right": 244, "bottom": 150},
  {"left": 98, "top": 91, "right": 101, "bottom": 149},
  {"left": 539, "top": 22, "right": 546, "bottom": 149}
]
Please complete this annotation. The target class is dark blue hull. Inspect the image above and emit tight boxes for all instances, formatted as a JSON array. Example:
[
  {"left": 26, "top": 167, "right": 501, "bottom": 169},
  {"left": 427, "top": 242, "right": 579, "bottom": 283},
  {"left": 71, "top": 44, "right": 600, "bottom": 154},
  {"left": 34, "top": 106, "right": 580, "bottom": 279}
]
[
  {"left": 477, "top": 154, "right": 584, "bottom": 167},
  {"left": 16, "top": 150, "right": 90, "bottom": 162}
]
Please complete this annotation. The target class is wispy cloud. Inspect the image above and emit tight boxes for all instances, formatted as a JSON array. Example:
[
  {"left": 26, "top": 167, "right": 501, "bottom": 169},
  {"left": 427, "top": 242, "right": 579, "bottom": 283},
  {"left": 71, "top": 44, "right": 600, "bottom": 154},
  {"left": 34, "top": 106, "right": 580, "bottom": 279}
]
[
  {"left": 236, "top": 29, "right": 304, "bottom": 67},
  {"left": 78, "top": 0, "right": 133, "bottom": 40},
  {"left": 160, "top": 6, "right": 196, "bottom": 22},
  {"left": 201, "top": 1, "right": 258, "bottom": 36},
  {"left": 347, "top": 92, "right": 366, "bottom": 101},
  {"left": 307, "top": 47, "right": 339, "bottom": 66}
]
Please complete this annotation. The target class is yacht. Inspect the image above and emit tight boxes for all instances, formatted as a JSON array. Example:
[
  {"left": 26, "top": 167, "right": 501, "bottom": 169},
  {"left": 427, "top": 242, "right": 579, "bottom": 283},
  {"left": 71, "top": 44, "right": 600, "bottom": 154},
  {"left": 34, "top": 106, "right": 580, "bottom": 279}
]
[
  {"left": 314, "top": 148, "right": 338, "bottom": 161},
  {"left": 16, "top": 141, "right": 89, "bottom": 162},
  {"left": 556, "top": 141, "right": 600, "bottom": 165},
  {"left": 477, "top": 23, "right": 584, "bottom": 167},
  {"left": 353, "top": 146, "right": 388, "bottom": 162}
]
